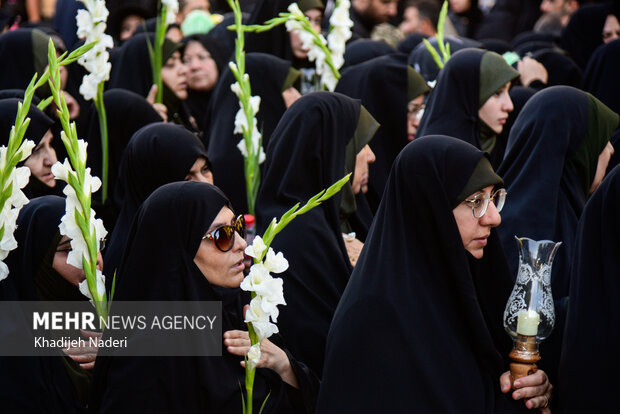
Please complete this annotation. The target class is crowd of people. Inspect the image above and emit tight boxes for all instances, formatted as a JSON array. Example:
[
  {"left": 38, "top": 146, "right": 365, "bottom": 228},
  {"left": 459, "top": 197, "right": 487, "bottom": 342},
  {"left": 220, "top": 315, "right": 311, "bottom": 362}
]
[{"left": 0, "top": 0, "right": 618, "bottom": 412}]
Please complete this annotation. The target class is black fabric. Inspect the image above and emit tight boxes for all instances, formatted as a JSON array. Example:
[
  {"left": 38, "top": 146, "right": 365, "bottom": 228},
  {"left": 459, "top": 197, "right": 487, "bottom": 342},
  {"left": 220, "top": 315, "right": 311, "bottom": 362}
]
[
  {"left": 255, "top": 92, "right": 357, "bottom": 377},
  {"left": 511, "top": 31, "right": 555, "bottom": 52},
  {"left": 183, "top": 34, "right": 230, "bottom": 133},
  {"left": 0, "top": 196, "right": 88, "bottom": 413},
  {"left": 474, "top": 0, "right": 542, "bottom": 42},
  {"left": 560, "top": 2, "right": 613, "bottom": 70},
  {"left": 407, "top": 35, "right": 481, "bottom": 82},
  {"left": 0, "top": 98, "right": 62, "bottom": 199},
  {"left": 416, "top": 48, "right": 514, "bottom": 153},
  {"left": 481, "top": 38, "right": 513, "bottom": 55},
  {"left": 336, "top": 53, "right": 410, "bottom": 213},
  {"left": 341, "top": 39, "right": 396, "bottom": 69},
  {"left": 530, "top": 48, "right": 581, "bottom": 88},
  {"left": 245, "top": 0, "right": 297, "bottom": 61},
  {"left": 491, "top": 86, "right": 536, "bottom": 169},
  {"left": 449, "top": 0, "right": 484, "bottom": 39},
  {"left": 581, "top": 37, "right": 620, "bottom": 115},
  {"left": 317, "top": 136, "right": 524, "bottom": 413},
  {"left": 106, "top": 4, "right": 151, "bottom": 45},
  {"left": 497, "top": 86, "right": 619, "bottom": 301},
  {"left": 206, "top": 52, "right": 291, "bottom": 214},
  {"left": 85, "top": 88, "right": 163, "bottom": 230},
  {"left": 0, "top": 28, "right": 49, "bottom": 92},
  {"left": 103, "top": 122, "right": 207, "bottom": 283},
  {"left": 107, "top": 33, "right": 192, "bottom": 128},
  {"left": 396, "top": 32, "right": 426, "bottom": 54},
  {"left": 558, "top": 165, "right": 620, "bottom": 413},
  {"left": 91, "top": 181, "right": 318, "bottom": 413}
]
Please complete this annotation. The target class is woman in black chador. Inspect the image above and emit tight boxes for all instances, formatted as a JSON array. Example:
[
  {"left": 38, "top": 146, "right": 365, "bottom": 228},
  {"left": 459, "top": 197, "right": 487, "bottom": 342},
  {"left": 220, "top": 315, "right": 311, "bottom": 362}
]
[
  {"left": 256, "top": 92, "right": 378, "bottom": 377},
  {"left": 103, "top": 122, "right": 212, "bottom": 283},
  {"left": 558, "top": 165, "right": 620, "bottom": 413},
  {"left": 416, "top": 48, "right": 519, "bottom": 161},
  {"left": 90, "top": 182, "right": 318, "bottom": 413},
  {"left": 317, "top": 136, "right": 553, "bottom": 413}
]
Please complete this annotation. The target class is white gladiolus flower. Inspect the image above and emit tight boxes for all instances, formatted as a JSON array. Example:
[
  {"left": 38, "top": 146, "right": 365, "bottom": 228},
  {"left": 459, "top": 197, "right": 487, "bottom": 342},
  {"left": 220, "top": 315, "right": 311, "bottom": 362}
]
[
  {"left": 264, "top": 248, "right": 288, "bottom": 273},
  {"left": 18, "top": 139, "right": 35, "bottom": 161},
  {"left": 247, "top": 343, "right": 261, "bottom": 370},
  {"left": 162, "top": 0, "right": 179, "bottom": 25},
  {"left": 245, "top": 236, "right": 267, "bottom": 259},
  {"left": 240, "top": 263, "right": 271, "bottom": 292},
  {"left": 78, "top": 269, "right": 106, "bottom": 302}
]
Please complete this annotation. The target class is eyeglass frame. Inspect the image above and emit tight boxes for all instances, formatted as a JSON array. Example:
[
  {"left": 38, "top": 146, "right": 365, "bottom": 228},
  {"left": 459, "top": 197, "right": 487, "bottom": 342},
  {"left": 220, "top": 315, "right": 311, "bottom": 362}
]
[
  {"left": 407, "top": 102, "right": 426, "bottom": 120},
  {"left": 463, "top": 188, "right": 507, "bottom": 218},
  {"left": 201, "top": 214, "right": 246, "bottom": 252}
]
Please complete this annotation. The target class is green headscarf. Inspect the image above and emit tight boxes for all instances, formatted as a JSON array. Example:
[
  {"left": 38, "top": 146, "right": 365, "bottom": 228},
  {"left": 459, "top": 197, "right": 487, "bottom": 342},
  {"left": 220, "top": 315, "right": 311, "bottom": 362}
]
[
  {"left": 569, "top": 94, "right": 619, "bottom": 195},
  {"left": 478, "top": 51, "right": 519, "bottom": 107},
  {"left": 407, "top": 66, "right": 429, "bottom": 102},
  {"left": 454, "top": 155, "right": 503, "bottom": 208},
  {"left": 298, "top": 0, "right": 325, "bottom": 12}
]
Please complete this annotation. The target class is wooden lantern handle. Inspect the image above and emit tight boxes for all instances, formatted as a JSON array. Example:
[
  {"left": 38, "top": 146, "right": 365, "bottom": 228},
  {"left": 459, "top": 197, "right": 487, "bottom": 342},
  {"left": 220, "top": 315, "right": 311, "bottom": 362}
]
[{"left": 509, "top": 362, "right": 538, "bottom": 388}]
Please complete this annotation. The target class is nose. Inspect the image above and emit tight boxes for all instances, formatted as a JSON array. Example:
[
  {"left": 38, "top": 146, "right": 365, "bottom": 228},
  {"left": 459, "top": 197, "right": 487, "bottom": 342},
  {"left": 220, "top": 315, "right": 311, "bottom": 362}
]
[
  {"left": 480, "top": 199, "right": 502, "bottom": 228},
  {"left": 503, "top": 94, "right": 514, "bottom": 113},
  {"left": 234, "top": 231, "right": 248, "bottom": 251},
  {"left": 43, "top": 146, "right": 58, "bottom": 167},
  {"left": 366, "top": 146, "right": 376, "bottom": 164},
  {"left": 194, "top": 172, "right": 210, "bottom": 183},
  {"left": 178, "top": 61, "right": 188, "bottom": 76},
  {"left": 387, "top": 2, "right": 397, "bottom": 17}
]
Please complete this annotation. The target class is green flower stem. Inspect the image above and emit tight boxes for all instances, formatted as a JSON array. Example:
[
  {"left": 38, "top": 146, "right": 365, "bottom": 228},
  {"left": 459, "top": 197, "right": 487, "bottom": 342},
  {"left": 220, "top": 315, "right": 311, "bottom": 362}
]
[
  {"left": 151, "top": 1, "right": 168, "bottom": 104},
  {"left": 227, "top": 0, "right": 261, "bottom": 216},
  {"left": 94, "top": 83, "right": 109, "bottom": 203},
  {"left": 46, "top": 40, "right": 108, "bottom": 319},
  {"left": 423, "top": 0, "right": 451, "bottom": 69},
  {"left": 237, "top": 13, "right": 341, "bottom": 82}
]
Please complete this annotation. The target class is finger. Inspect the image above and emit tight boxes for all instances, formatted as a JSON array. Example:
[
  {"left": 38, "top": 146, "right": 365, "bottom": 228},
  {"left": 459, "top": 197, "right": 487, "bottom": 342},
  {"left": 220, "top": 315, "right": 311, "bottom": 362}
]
[
  {"left": 523, "top": 395, "right": 549, "bottom": 409},
  {"left": 540, "top": 408, "right": 551, "bottom": 414},
  {"left": 223, "top": 330, "right": 248, "bottom": 339},
  {"left": 513, "top": 371, "right": 546, "bottom": 388},
  {"left": 223, "top": 338, "right": 250, "bottom": 347},
  {"left": 512, "top": 384, "right": 547, "bottom": 401},
  {"left": 499, "top": 371, "right": 512, "bottom": 393},
  {"left": 68, "top": 353, "right": 97, "bottom": 363},
  {"left": 226, "top": 346, "right": 250, "bottom": 356},
  {"left": 146, "top": 84, "right": 157, "bottom": 103},
  {"left": 80, "top": 329, "right": 102, "bottom": 339},
  {"left": 80, "top": 361, "right": 95, "bottom": 370}
]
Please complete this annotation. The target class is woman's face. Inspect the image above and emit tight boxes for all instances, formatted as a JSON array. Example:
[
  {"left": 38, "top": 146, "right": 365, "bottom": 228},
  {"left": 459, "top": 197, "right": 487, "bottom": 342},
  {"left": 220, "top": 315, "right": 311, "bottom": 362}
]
[
  {"left": 589, "top": 141, "right": 615, "bottom": 194},
  {"left": 185, "top": 156, "right": 214, "bottom": 184},
  {"left": 194, "top": 207, "right": 247, "bottom": 288},
  {"left": 120, "top": 14, "right": 144, "bottom": 43},
  {"left": 162, "top": 50, "right": 188, "bottom": 100},
  {"left": 453, "top": 185, "right": 502, "bottom": 259},
  {"left": 352, "top": 144, "right": 376, "bottom": 194},
  {"left": 449, "top": 0, "right": 471, "bottom": 14},
  {"left": 478, "top": 82, "right": 514, "bottom": 135},
  {"left": 289, "top": 8, "right": 323, "bottom": 59},
  {"left": 602, "top": 14, "right": 620, "bottom": 43},
  {"left": 53, "top": 236, "right": 104, "bottom": 287},
  {"left": 407, "top": 94, "right": 425, "bottom": 141},
  {"left": 183, "top": 41, "right": 219, "bottom": 92},
  {"left": 24, "top": 130, "right": 57, "bottom": 188}
]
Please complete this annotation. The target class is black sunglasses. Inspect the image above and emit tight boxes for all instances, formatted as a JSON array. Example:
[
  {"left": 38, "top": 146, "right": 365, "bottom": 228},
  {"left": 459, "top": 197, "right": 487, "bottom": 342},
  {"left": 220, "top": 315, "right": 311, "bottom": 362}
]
[{"left": 202, "top": 215, "right": 246, "bottom": 252}]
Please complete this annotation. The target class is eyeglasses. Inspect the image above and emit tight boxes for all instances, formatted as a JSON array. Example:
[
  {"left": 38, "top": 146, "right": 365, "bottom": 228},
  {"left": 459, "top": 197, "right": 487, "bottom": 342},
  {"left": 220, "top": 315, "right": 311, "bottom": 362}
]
[
  {"left": 464, "top": 188, "right": 507, "bottom": 218},
  {"left": 202, "top": 215, "right": 246, "bottom": 252},
  {"left": 407, "top": 102, "right": 425, "bottom": 121}
]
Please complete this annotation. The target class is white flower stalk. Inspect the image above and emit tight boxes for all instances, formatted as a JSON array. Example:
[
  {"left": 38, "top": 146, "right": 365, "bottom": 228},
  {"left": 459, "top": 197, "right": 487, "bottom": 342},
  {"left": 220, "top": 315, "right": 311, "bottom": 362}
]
[
  {"left": 162, "top": 0, "right": 179, "bottom": 25},
  {"left": 227, "top": 0, "right": 265, "bottom": 217},
  {"left": 75, "top": 0, "right": 113, "bottom": 203},
  {"left": 46, "top": 40, "right": 111, "bottom": 319},
  {"left": 327, "top": 0, "right": 353, "bottom": 71}
]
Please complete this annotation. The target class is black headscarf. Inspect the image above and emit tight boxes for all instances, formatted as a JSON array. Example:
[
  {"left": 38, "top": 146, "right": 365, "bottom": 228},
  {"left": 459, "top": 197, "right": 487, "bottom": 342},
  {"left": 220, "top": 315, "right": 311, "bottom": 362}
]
[
  {"left": 255, "top": 92, "right": 358, "bottom": 377},
  {"left": 448, "top": 0, "right": 484, "bottom": 39},
  {"left": 581, "top": 38, "right": 620, "bottom": 115},
  {"left": 91, "top": 181, "right": 317, "bottom": 413},
  {"left": 530, "top": 48, "right": 582, "bottom": 88},
  {"left": 497, "top": 86, "right": 619, "bottom": 300},
  {"left": 0, "top": 98, "right": 63, "bottom": 199},
  {"left": 183, "top": 34, "right": 229, "bottom": 133},
  {"left": 317, "top": 136, "right": 524, "bottom": 413},
  {"left": 106, "top": 4, "right": 151, "bottom": 45},
  {"left": 416, "top": 48, "right": 518, "bottom": 154},
  {"left": 396, "top": 32, "right": 427, "bottom": 54},
  {"left": 407, "top": 35, "right": 481, "bottom": 82},
  {"left": 560, "top": 2, "right": 613, "bottom": 70},
  {"left": 0, "top": 196, "right": 90, "bottom": 412},
  {"left": 103, "top": 122, "right": 208, "bottom": 282},
  {"left": 491, "top": 86, "right": 537, "bottom": 169},
  {"left": 0, "top": 28, "right": 50, "bottom": 92},
  {"left": 107, "top": 33, "right": 194, "bottom": 129},
  {"left": 336, "top": 53, "right": 427, "bottom": 213},
  {"left": 557, "top": 165, "right": 620, "bottom": 413},
  {"left": 86, "top": 88, "right": 163, "bottom": 229},
  {"left": 341, "top": 39, "right": 396, "bottom": 70},
  {"left": 206, "top": 52, "right": 295, "bottom": 214}
]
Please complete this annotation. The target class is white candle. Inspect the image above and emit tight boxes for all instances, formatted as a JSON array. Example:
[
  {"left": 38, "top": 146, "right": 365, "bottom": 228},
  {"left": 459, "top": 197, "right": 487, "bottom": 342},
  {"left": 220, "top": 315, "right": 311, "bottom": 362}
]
[{"left": 516, "top": 309, "right": 540, "bottom": 336}]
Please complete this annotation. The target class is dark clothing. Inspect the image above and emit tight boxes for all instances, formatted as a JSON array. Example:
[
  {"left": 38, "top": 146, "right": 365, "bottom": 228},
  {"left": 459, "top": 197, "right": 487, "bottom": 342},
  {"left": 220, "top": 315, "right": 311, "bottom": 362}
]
[
  {"left": 103, "top": 122, "right": 207, "bottom": 283},
  {"left": 256, "top": 92, "right": 358, "bottom": 377},
  {"left": 581, "top": 38, "right": 620, "bottom": 115},
  {"left": 558, "top": 165, "right": 620, "bottom": 413},
  {"left": 317, "top": 136, "right": 525, "bottom": 413},
  {"left": 91, "top": 182, "right": 318, "bottom": 413},
  {"left": 341, "top": 38, "right": 396, "bottom": 70}
]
